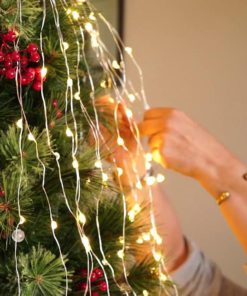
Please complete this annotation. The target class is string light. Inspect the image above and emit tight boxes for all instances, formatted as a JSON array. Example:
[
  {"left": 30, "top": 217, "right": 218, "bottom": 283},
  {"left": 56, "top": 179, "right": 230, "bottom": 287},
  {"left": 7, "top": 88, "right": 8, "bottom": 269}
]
[
  {"left": 81, "top": 235, "right": 91, "bottom": 253},
  {"left": 117, "top": 250, "right": 124, "bottom": 259},
  {"left": 16, "top": 118, "right": 23, "bottom": 129},
  {"left": 136, "top": 180, "right": 142, "bottom": 190},
  {"left": 89, "top": 12, "right": 96, "bottom": 21},
  {"left": 145, "top": 176, "right": 156, "bottom": 186},
  {"left": 67, "top": 77, "right": 73, "bottom": 87},
  {"left": 102, "top": 173, "right": 108, "bottom": 182},
  {"left": 143, "top": 290, "right": 149, "bottom": 296},
  {"left": 72, "top": 159, "right": 79, "bottom": 169},
  {"left": 51, "top": 220, "right": 58, "bottom": 230},
  {"left": 117, "top": 137, "right": 124, "bottom": 146},
  {"left": 27, "top": 133, "right": 35, "bottom": 142},
  {"left": 145, "top": 153, "right": 152, "bottom": 162},
  {"left": 136, "top": 237, "right": 143, "bottom": 244},
  {"left": 159, "top": 272, "right": 168, "bottom": 282},
  {"left": 72, "top": 10, "right": 80, "bottom": 20},
  {"left": 125, "top": 108, "right": 133, "bottom": 119},
  {"left": 85, "top": 22, "right": 93, "bottom": 32},
  {"left": 63, "top": 42, "right": 69, "bottom": 50},
  {"left": 142, "top": 232, "right": 151, "bottom": 242},
  {"left": 125, "top": 47, "right": 133, "bottom": 55},
  {"left": 78, "top": 212, "right": 86, "bottom": 225},
  {"left": 95, "top": 160, "right": 102, "bottom": 169},
  {"left": 66, "top": 127, "right": 73, "bottom": 137},
  {"left": 156, "top": 173, "right": 165, "bottom": 183},
  {"left": 117, "top": 167, "right": 123, "bottom": 176},
  {"left": 19, "top": 216, "right": 26, "bottom": 225},
  {"left": 74, "top": 92, "right": 80, "bottom": 100},
  {"left": 153, "top": 251, "right": 162, "bottom": 262},
  {"left": 128, "top": 93, "right": 136, "bottom": 103},
  {"left": 41, "top": 67, "right": 48, "bottom": 79},
  {"left": 112, "top": 60, "right": 120, "bottom": 70}
]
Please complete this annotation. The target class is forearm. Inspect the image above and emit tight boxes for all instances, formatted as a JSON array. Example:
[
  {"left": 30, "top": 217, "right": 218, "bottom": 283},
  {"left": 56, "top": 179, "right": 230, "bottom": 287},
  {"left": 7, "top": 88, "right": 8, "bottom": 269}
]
[{"left": 197, "top": 149, "right": 247, "bottom": 252}]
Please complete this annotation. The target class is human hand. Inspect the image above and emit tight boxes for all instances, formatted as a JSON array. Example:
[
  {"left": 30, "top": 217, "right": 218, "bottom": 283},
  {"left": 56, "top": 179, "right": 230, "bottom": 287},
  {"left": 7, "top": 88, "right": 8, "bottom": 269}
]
[{"left": 138, "top": 108, "right": 236, "bottom": 183}]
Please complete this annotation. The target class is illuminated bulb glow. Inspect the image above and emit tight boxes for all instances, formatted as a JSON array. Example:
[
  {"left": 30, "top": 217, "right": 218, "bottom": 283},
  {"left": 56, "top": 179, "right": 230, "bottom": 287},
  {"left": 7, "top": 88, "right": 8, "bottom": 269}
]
[
  {"left": 63, "top": 42, "right": 69, "bottom": 50},
  {"left": 28, "top": 133, "right": 35, "bottom": 141},
  {"left": 117, "top": 137, "right": 124, "bottom": 146},
  {"left": 41, "top": 67, "right": 48, "bottom": 78},
  {"left": 66, "top": 8, "right": 72, "bottom": 15},
  {"left": 89, "top": 12, "right": 96, "bottom": 21},
  {"left": 136, "top": 237, "right": 143, "bottom": 244},
  {"left": 19, "top": 216, "right": 26, "bottom": 225},
  {"left": 128, "top": 211, "right": 135, "bottom": 222},
  {"left": 54, "top": 152, "right": 60, "bottom": 160},
  {"left": 51, "top": 220, "right": 58, "bottom": 230},
  {"left": 117, "top": 250, "right": 124, "bottom": 259},
  {"left": 153, "top": 251, "right": 162, "bottom": 262},
  {"left": 66, "top": 127, "right": 73, "bottom": 137},
  {"left": 160, "top": 272, "right": 168, "bottom": 282},
  {"left": 117, "top": 167, "right": 123, "bottom": 176},
  {"left": 156, "top": 173, "right": 165, "bottom": 183},
  {"left": 128, "top": 94, "right": 136, "bottom": 103},
  {"left": 145, "top": 153, "right": 153, "bottom": 162},
  {"left": 74, "top": 92, "right": 80, "bottom": 100},
  {"left": 143, "top": 290, "right": 149, "bottom": 296},
  {"left": 136, "top": 180, "right": 142, "bottom": 190},
  {"left": 145, "top": 162, "right": 152, "bottom": 170},
  {"left": 152, "top": 149, "right": 162, "bottom": 163},
  {"left": 112, "top": 60, "right": 120, "bottom": 70},
  {"left": 79, "top": 212, "right": 86, "bottom": 225},
  {"left": 72, "top": 10, "right": 80, "bottom": 20},
  {"left": 125, "top": 47, "right": 133, "bottom": 55},
  {"left": 142, "top": 232, "right": 151, "bottom": 241},
  {"left": 16, "top": 118, "right": 23, "bottom": 129},
  {"left": 95, "top": 160, "right": 102, "bottom": 169},
  {"left": 125, "top": 108, "right": 133, "bottom": 119},
  {"left": 102, "top": 173, "right": 108, "bottom": 182},
  {"left": 100, "top": 80, "right": 107, "bottom": 88},
  {"left": 119, "top": 236, "right": 124, "bottom": 244},
  {"left": 82, "top": 235, "right": 91, "bottom": 253},
  {"left": 85, "top": 22, "right": 93, "bottom": 32},
  {"left": 72, "top": 159, "right": 79, "bottom": 169},
  {"left": 67, "top": 78, "right": 73, "bottom": 87},
  {"left": 145, "top": 176, "right": 156, "bottom": 186}
]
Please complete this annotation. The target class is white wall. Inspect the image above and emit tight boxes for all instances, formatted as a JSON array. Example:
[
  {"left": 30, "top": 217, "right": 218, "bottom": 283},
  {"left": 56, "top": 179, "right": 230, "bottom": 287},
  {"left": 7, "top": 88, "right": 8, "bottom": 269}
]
[{"left": 124, "top": 0, "right": 247, "bottom": 287}]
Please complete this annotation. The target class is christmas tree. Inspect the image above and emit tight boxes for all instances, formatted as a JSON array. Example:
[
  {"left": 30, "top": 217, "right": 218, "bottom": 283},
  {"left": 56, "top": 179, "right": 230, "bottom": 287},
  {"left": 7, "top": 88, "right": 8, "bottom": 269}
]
[{"left": 0, "top": 1, "right": 177, "bottom": 295}]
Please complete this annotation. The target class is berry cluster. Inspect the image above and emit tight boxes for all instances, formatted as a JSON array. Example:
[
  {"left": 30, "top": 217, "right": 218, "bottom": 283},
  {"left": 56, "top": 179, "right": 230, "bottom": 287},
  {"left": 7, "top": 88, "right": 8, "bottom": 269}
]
[
  {"left": 0, "top": 29, "right": 47, "bottom": 91},
  {"left": 76, "top": 267, "right": 107, "bottom": 295},
  {"left": 0, "top": 186, "right": 5, "bottom": 198}
]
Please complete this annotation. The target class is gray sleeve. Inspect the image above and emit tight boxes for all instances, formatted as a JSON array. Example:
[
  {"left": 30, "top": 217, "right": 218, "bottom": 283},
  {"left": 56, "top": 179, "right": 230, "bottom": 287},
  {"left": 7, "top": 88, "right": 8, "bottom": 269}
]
[{"left": 170, "top": 241, "right": 247, "bottom": 296}]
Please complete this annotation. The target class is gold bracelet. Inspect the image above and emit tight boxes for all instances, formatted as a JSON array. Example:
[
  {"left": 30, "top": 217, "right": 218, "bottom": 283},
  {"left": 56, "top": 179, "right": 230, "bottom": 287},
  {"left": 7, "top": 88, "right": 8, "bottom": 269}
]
[{"left": 216, "top": 191, "right": 230, "bottom": 206}]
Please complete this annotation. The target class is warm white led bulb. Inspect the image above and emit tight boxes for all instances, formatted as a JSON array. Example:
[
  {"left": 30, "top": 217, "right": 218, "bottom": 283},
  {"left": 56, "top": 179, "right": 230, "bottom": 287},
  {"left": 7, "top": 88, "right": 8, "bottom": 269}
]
[
  {"left": 128, "top": 93, "right": 136, "bottom": 103},
  {"left": 125, "top": 47, "right": 133, "bottom": 55},
  {"left": 102, "top": 173, "right": 108, "bottom": 182},
  {"left": 142, "top": 232, "right": 151, "bottom": 241},
  {"left": 41, "top": 67, "right": 48, "bottom": 78},
  {"left": 66, "top": 8, "right": 72, "bottom": 15},
  {"left": 145, "top": 176, "right": 156, "bottom": 186},
  {"left": 79, "top": 212, "right": 86, "bottom": 225},
  {"left": 136, "top": 180, "right": 142, "bottom": 190},
  {"left": 153, "top": 251, "right": 162, "bottom": 262},
  {"left": 117, "top": 167, "right": 123, "bottom": 176},
  {"left": 117, "top": 249, "right": 124, "bottom": 259},
  {"left": 145, "top": 153, "right": 153, "bottom": 162},
  {"left": 72, "top": 10, "right": 80, "bottom": 20},
  {"left": 54, "top": 152, "right": 60, "bottom": 160},
  {"left": 16, "top": 118, "right": 23, "bottom": 129},
  {"left": 160, "top": 272, "right": 168, "bottom": 282},
  {"left": 145, "top": 162, "right": 152, "bottom": 170},
  {"left": 143, "top": 290, "right": 149, "bottom": 296},
  {"left": 66, "top": 127, "right": 73, "bottom": 137},
  {"left": 51, "top": 220, "right": 58, "bottom": 230},
  {"left": 74, "top": 92, "right": 80, "bottom": 100},
  {"left": 28, "top": 133, "right": 35, "bottom": 142},
  {"left": 63, "top": 42, "right": 69, "bottom": 51},
  {"left": 89, "top": 12, "right": 96, "bottom": 20},
  {"left": 67, "top": 78, "right": 73, "bottom": 87},
  {"left": 136, "top": 237, "right": 144, "bottom": 244},
  {"left": 95, "top": 160, "right": 102, "bottom": 169},
  {"left": 72, "top": 159, "right": 79, "bottom": 169},
  {"left": 128, "top": 210, "right": 135, "bottom": 222},
  {"left": 117, "top": 137, "right": 124, "bottom": 146},
  {"left": 112, "top": 60, "right": 120, "bottom": 70},
  {"left": 19, "top": 216, "right": 26, "bottom": 225},
  {"left": 85, "top": 22, "right": 93, "bottom": 32},
  {"left": 82, "top": 235, "right": 91, "bottom": 253},
  {"left": 125, "top": 108, "right": 133, "bottom": 119},
  {"left": 156, "top": 173, "right": 165, "bottom": 183}
]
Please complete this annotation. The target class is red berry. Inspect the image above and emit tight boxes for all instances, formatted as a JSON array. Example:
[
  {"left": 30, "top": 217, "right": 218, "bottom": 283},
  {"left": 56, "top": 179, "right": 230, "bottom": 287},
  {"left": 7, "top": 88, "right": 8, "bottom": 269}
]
[
  {"left": 21, "top": 75, "right": 30, "bottom": 86},
  {"left": 30, "top": 52, "right": 40, "bottom": 63},
  {"left": 49, "top": 121, "right": 56, "bottom": 129},
  {"left": 56, "top": 110, "right": 63, "bottom": 119},
  {"left": 79, "top": 282, "right": 87, "bottom": 291},
  {"left": 5, "top": 68, "right": 16, "bottom": 80},
  {"left": 0, "top": 189, "right": 5, "bottom": 198},
  {"left": 4, "top": 30, "right": 17, "bottom": 43},
  {"left": 20, "top": 56, "right": 29, "bottom": 67},
  {"left": 26, "top": 67, "right": 35, "bottom": 81},
  {"left": 4, "top": 55, "right": 13, "bottom": 68},
  {"left": 52, "top": 99, "right": 59, "bottom": 108},
  {"left": 94, "top": 268, "right": 103, "bottom": 279},
  {"left": 90, "top": 272, "right": 98, "bottom": 283},
  {"left": 0, "top": 52, "right": 5, "bottom": 62},
  {"left": 98, "top": 281, "right": 107, "bottom": 292},
  {"left": 12, "top": 51, "right": 21, "bottom": 61},
  {"left": 27, "top": 43, "right": 39, "bottom": 53},
  {"left": 92, "top": 292, "right": 100, "bottom": 296},
  {"left": 0, "top": 67, "right": 7, "bottom": 76},
  {"left": 32, "top": 81, "right": 42, "bottom": 91}
]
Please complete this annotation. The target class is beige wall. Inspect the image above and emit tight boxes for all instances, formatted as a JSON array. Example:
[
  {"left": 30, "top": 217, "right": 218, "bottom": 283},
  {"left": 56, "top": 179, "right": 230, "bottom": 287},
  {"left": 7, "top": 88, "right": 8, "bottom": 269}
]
[{"left": 124, "top": 0, "right": 247, "bottom": 287}]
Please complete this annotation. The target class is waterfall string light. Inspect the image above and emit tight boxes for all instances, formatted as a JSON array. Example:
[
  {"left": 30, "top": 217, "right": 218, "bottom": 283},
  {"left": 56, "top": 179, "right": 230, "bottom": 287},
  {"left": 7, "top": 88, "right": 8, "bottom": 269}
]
[{"left": 8, "top": 0, "right": 178, "bottom": 295}]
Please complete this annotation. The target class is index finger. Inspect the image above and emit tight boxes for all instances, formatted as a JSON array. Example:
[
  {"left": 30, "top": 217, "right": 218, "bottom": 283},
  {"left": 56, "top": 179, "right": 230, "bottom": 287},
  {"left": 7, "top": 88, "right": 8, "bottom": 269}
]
[
  {"left": 144, "top": 108, "right": 174, "bottom": 120},
  {"left": 138, "top": 118, "right": 166, "bottom": 137}
]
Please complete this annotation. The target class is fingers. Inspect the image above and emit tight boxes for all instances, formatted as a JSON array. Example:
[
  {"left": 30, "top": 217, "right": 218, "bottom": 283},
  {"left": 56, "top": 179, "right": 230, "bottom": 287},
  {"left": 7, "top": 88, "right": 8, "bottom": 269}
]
[
  {"left": 149, "top": 133, "right": 167, "bottom": 167},
  {"left": 143, "top": 107, "right": 174, "bottom": 120},
  {"left": 138, "top": 118, "right": 166, "bottom": 137}
]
